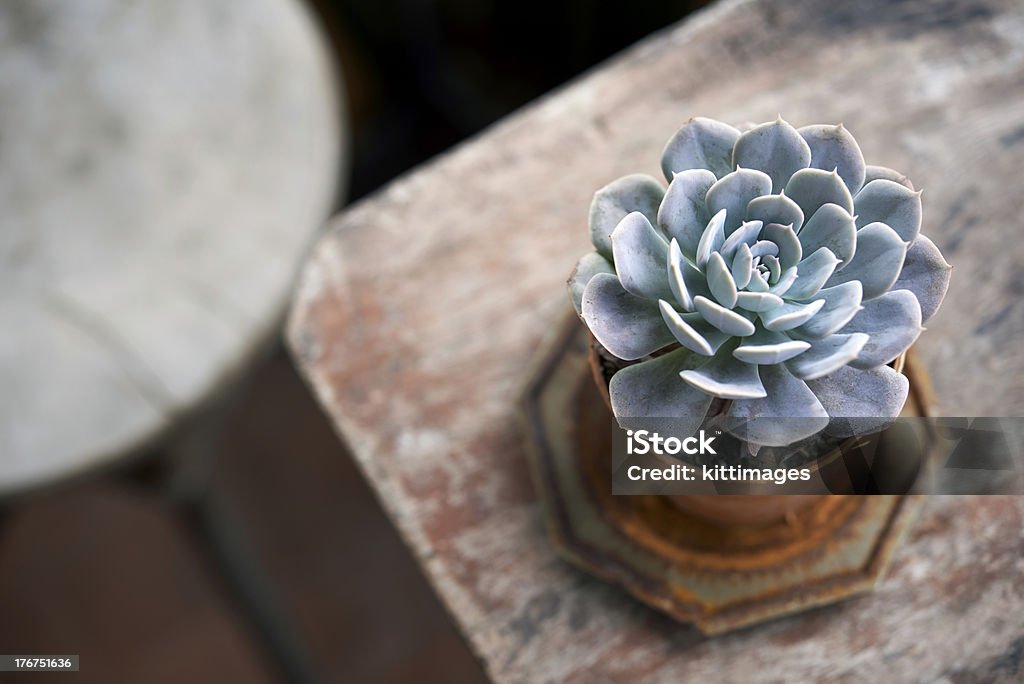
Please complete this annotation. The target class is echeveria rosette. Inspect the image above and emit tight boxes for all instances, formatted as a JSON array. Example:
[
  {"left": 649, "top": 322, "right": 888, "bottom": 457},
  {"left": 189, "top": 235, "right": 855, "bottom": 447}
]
[{"left": 568, "top": 117, "right": 952, "bottom": 447}]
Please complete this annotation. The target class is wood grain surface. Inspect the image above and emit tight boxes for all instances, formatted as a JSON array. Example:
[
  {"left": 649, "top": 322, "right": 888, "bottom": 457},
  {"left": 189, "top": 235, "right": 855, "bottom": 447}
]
[
  {"left": 0, "top": 0, "right": 343, "bottom": 494},
  {"left": 288, "top": 0, "right": 1024, "bottom": 680}
]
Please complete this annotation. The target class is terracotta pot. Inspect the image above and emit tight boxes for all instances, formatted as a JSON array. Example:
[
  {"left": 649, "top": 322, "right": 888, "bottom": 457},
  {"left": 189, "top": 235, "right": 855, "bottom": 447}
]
[
  {"left": 587, "top": 337, "right": 908, "bottom": 528},
  {"left": 663, "top": 494, "right": 823, "bottom": 526}
]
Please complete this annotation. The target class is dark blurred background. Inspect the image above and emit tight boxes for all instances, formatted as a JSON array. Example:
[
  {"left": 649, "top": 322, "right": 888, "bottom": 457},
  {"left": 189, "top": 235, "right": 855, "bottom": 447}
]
[
  {"left": 312, "top": 0, "right": 709, "bottom": 200},
  {"left": 0, "top": 1, "right": 707, "bottom": 682}
]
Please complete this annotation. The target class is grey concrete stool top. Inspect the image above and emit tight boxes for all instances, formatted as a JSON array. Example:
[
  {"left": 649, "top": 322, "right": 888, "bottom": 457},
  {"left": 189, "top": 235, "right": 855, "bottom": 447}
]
[{"left": 0, "top": 0, "right": 343, "bottom": 494}]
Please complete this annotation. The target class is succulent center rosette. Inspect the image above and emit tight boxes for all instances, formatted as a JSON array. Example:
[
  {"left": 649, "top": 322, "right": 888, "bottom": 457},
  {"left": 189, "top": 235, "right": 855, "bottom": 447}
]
[{"left": 568, "top": 117, "right": 952, "bottom": 447}]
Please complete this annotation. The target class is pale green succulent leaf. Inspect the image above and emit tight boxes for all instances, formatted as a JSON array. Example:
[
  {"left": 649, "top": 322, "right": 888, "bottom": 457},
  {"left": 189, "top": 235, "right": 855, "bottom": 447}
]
[
  {"left": 746, "top": 193, "right": 804, "bottom": 232},
  {"left": 720, "top": 220, "right": 763, "bottom": 259},
  {"left": 733, "top": 328, "right": 810, "bottom": 364},
  {"left": 706, "top": 252, "right": 738, "bottom": 308},
  {"left": 659, "top": 300, "right": 711, "bottom": 355},
  {"left": 736, "top": 291, "right": 784, "bottom": 313},
  {"left": 659, "top": 300, "right": 729, "bottom": 356},
  {"left": 760, "top": 298, "right": 825, "bottom": 331},
  {"left": 695, "top": 209, "right": 727, "bottom": 269},
  {"left": 747, "top": 270, "right": 770, "bottom": 292},
  {"left": 731, "top": 243, "right": 754, "bottom": 289},
  {"left": 863, "top": 165, "right": 914, "bottom": 190},
  {"left": 785, "top": 247, "right": 839, "bottom": 300},
  {"left": 794, "top": 281, "right": 863, "bottom": 338},
  {"left": 667, "top": 238, "right": 712, "bottom": 312},
  {"left": 762, "top": 222, "right": 802, "bottom": 269},
  {"left": 807, "top": 364, "right": 909, "bottom": 438},
  {"left": 589, "top": 174, "right": 664, "bottom": 260},
  {"left": 725, "top": 364, "right": 829, "bottom": 446},
  {"left": 582, "top": 274, "right": 675, "bottom": 360},
  {"left": 892, "top": 234, "right": 951, "bottom": 322},
  {"left": 693, "top": 295, "right": 756, "bottom": 336},
  {"left": 787, "top": 332, "right": 869, "bottom": 380},
  {"left": 749, "top": 239, "right": 779, "bottom": 260},
  {"left": 843, "top": 289, "right": 922, "bottom": 369},
  {"left": 762, "top": 254, "right": 782, "bottom": 283},
  {"left": 680, "top": 340, "right": 767, "bottom": 399},
  {"left": 827, "top": 222, "right": 907, "bottom": 299},
  {"left": 797, "top": 202, "right": 857, "bottom": 268},
  {"left": 705, "top": 168, "right": 772, "bottom": 235},
  {"left": 567, "top": 251, "right": 614, "bottom": 315},
  {"left": 783, "top": 167, "right": 854, "bottom": 223},
  {"left": 661, "top": 117, "right": 740, "bottom": 181},
  {"left": 768, "top": 266, "right": 798, "bottom": 297},
  {"left": 798, "top": 123, "right": 867, "bottom": 195},
  {"left": 658, "top": 169, "right": 716, "bottom": 260},
  {"left": 732, "top": 118, "right": 811, "bottom": 193},
  {"left": 610, "top": 349, "right": 712, "bottom": 435},
  {"left": 667, "top": 238, "right": 693, "bottom": 312},
  {"left": 611, "top": 212, "right": 673, "bottom": 301},
  {"left": 854, "top": 179, "right": 922, "bottom": 243}
]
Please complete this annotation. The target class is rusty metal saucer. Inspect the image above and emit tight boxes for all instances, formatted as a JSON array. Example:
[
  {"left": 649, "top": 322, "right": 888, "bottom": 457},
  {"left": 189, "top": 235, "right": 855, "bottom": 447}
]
[{"left": 521, "top": 314, "right": 929, "bottom": 635}]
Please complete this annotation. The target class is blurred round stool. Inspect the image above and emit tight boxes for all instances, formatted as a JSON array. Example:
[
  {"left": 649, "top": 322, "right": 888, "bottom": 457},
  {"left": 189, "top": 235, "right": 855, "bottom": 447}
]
[
  {"left": 0, "top": 0, "right": 343, "bottom": 492},
  {"left": 0, "top": 0, "right": 345, "bottom": 680}
]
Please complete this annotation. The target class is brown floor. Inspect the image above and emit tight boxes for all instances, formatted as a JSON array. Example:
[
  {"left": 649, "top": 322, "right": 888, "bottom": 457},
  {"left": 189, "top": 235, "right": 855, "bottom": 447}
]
[{"left": 0, "top": 348, "right": 487, "bottom": 684}]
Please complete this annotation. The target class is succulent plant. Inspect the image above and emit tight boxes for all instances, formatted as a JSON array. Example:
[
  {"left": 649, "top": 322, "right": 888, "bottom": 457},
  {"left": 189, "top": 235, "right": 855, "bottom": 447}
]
[{"left": 568, "top": 117, "right": 951, "bottom": 447}]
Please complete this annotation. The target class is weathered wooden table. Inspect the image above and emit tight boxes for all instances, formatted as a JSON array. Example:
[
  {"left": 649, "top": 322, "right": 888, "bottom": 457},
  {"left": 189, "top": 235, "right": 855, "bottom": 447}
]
[
  {"left": 289, "top": 0, "right": 1024, "bottom": 680},
  {"left": 0, "top": 0, "right": 342, "bottom": 495}
]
